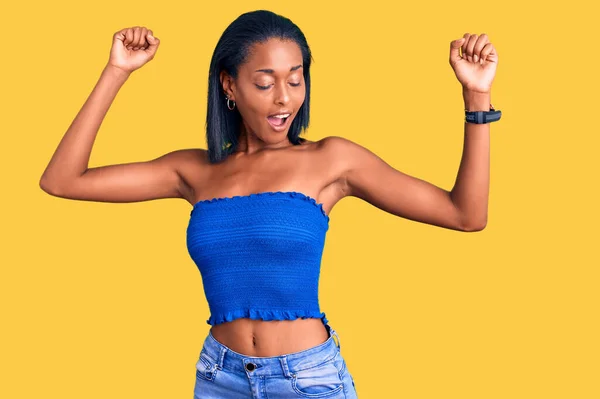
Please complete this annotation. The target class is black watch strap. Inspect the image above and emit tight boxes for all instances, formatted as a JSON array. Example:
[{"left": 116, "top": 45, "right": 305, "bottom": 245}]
[{"left": 465, "top": 105, "right": 502, "bottom": 124}]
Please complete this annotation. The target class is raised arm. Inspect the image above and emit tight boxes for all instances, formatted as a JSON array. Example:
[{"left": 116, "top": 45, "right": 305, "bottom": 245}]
[
  {"left": 328, "top": 33, "right": 498, "bottom": 232},
  {"left": 326, "top": 98, "right": 489, "bottom": 232},
  {"left": 39, "top": 27, "right": 193, "bottom": 204}
]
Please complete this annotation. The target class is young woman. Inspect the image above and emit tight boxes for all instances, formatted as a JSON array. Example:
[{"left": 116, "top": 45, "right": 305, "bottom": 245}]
[{"left": 40, "top": 9, "right": 499, "bottom": 399}]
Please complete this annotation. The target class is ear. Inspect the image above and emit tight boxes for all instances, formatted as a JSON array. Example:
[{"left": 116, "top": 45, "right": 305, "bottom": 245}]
[{"left": 219, "top": 71, "right": 235, "bottom": 101}]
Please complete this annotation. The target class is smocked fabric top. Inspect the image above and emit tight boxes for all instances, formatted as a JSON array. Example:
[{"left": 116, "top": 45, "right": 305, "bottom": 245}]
[{"left": 186, "top": 191, "right": 330, "bottom": 326}]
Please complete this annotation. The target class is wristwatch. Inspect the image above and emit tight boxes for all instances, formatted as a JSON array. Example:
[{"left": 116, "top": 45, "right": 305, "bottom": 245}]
[{"left": 465, "top": 104, "right": 502, "bottom": 124}]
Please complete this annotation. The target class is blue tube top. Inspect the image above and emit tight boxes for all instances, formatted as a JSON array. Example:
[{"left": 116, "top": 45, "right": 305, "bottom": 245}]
[{"left": 186, "top": 191, "right": 330, "bottom": 326}]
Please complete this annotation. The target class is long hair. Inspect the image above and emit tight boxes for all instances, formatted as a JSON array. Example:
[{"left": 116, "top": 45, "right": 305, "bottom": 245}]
[{"left": 206, "top": 10, "right": 313, "bottom": 164}]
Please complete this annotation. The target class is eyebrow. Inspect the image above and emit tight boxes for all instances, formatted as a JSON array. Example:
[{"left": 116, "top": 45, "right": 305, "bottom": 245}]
[{"left": 254, "top": 64, "right": 303, "bottom": 74}]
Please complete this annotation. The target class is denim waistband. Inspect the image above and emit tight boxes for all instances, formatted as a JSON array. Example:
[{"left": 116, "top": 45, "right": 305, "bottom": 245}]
[{"left": 199, "top": 323, "right": 342, "bottom": 377}]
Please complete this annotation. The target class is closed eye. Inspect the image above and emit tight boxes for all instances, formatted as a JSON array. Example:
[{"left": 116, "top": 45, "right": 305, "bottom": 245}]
[{"left": 255, "top": 82, "right": 302, "bottom": 90}]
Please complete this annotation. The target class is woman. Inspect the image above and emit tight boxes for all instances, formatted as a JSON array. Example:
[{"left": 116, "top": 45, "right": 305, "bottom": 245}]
[{"left": 39, "top": 9, "right": 499, "bottom": 399}]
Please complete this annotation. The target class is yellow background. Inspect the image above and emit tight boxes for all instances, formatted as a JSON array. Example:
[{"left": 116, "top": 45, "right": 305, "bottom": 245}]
[{"left": 2, "top": 0, "right": 598, "bottom": 398}]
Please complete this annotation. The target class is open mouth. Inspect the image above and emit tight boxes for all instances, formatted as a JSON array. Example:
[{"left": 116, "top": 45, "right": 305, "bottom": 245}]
[{"left": 267, "top": 113, "right": 291, "bottom": 131}]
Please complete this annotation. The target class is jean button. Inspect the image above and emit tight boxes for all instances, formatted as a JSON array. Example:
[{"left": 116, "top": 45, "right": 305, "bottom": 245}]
[{"left": 245, "top": 362, "right": 256, "bottom": 371}]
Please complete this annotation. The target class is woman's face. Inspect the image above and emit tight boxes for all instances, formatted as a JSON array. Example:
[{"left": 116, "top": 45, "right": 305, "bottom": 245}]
[{"left": 221, "top": 38, "right": 306, "bottom": 145}]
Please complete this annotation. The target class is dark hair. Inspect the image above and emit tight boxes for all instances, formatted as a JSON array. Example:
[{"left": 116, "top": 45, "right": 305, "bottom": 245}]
[{"left": 205, "top": 10, "right": 313, "bottom": 163}]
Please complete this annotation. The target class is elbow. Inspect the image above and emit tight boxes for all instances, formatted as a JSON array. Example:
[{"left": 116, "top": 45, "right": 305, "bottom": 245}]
[
  {"left": 39, "top": 175, "right": 63, "bottom": 196},
  {"left": 39, "top": 175, "right": 51, "bottom": 193},
  {"left": 456, "top": 205, "right": 487, "bottom": 232},
  {"left": 462, "top": 219, "right": 487, "bottom": 232}
]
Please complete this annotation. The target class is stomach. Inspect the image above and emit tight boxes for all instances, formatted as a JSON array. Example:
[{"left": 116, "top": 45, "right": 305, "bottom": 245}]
[{"left": 209, "top": 317, "right": 330, "bottom": 357}]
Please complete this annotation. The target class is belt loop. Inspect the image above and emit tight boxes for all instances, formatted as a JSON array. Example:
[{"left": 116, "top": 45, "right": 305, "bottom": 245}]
[
  {"left": 279, "top": 356, "right": 293, "bottom": 378},
  {"left": 217, "top": 346, "right": 227, "bottom": 369},
  {"left": 329, "top": 326, "right": 341, "bottom": 351}
]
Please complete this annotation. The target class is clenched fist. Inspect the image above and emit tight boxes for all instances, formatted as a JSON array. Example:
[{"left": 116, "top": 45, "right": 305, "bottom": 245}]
[
  {"left": 449, "top": 33, "right": 498, "bottom": 94},
  {"left": 108, "top": 26, "right": 160, "bottom": 74}
]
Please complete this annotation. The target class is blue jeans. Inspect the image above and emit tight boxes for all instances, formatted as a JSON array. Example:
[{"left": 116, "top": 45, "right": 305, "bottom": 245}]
[{"left": 194, "top": 323, "right": 358, "bottom": 398}]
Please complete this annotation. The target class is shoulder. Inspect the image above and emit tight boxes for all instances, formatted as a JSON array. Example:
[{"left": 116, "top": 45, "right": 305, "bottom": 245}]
[
  {"left": 316, "top": 135, "right": 368, "bottom": 154},
  {"left": 299, "top": 136, "right": 361, "bottom": 165},
  {"left": 166, "top": 148, "right": 208, "bottom": 163},
  {"left": 320, "top": 135, "right": 352, "bottom": 146},
  {"left": 317, "top": 136, "right": 395, "bottom": 194},
  {"left": 157, "top": 148, "right": 209, "bottom": 172},
  {"left": 157, "top": 148, "right": 209, "bottom": 202},
  {"left": 307, "top": 136, "right": 378, "bottom": 195},
  {"left": 316, "top": 135, "right": 376, "bottom": 169},
  {"left": 150, "top": 147, "right": 206, "bottom": 164},
  {"left": 155, "top": 147, "right": 209, "bottom": 175}
]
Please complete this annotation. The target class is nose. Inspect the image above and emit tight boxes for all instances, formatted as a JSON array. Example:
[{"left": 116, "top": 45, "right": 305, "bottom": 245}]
[{"left": 274, "top": 81, "right": 290, "bottom": 106}]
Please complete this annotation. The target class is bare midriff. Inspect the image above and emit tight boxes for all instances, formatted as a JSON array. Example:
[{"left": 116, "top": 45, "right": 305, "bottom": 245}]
[{"left": 209, "top": 317, "right": 330, "bottom": 357}]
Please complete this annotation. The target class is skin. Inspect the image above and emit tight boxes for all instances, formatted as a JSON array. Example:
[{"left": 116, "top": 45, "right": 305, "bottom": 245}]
[{"left": 40, "top": 26, "right": 496, "bottom": 357}]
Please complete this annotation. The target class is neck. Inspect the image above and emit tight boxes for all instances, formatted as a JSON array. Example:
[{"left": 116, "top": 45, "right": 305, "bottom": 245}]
[{"left": 232, "top": 122, "right": 294, "bottom": 155}]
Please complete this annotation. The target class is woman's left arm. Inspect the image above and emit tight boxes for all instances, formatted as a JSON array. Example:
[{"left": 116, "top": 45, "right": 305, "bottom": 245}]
[{"left": 329, "top": 33, "right": 498, "bottom": 232}]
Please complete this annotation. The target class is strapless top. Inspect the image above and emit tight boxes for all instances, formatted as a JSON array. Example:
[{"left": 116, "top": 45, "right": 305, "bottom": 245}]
[{"left": 186, "top": 191, "right": 330, "bottom": 326}]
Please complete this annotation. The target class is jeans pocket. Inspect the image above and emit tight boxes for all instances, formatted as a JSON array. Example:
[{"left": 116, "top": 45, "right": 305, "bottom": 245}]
[
  {"left": 334, "top": 351, "right": 358, "bottom": 398},
  {"left": 290, "top": 358, "right": 345, "bottom": 398},
  {"left": 195, "top": 349, "right": 219, "bottom": 382}
]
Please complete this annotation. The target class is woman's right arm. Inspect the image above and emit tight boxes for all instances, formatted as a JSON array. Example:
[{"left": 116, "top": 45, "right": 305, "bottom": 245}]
[
  {"left": 39, "top": 64, "right": 186, "bottom": 203},
  {"left": 39, "top": 27, "right": 191, "bottom": 204}
]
